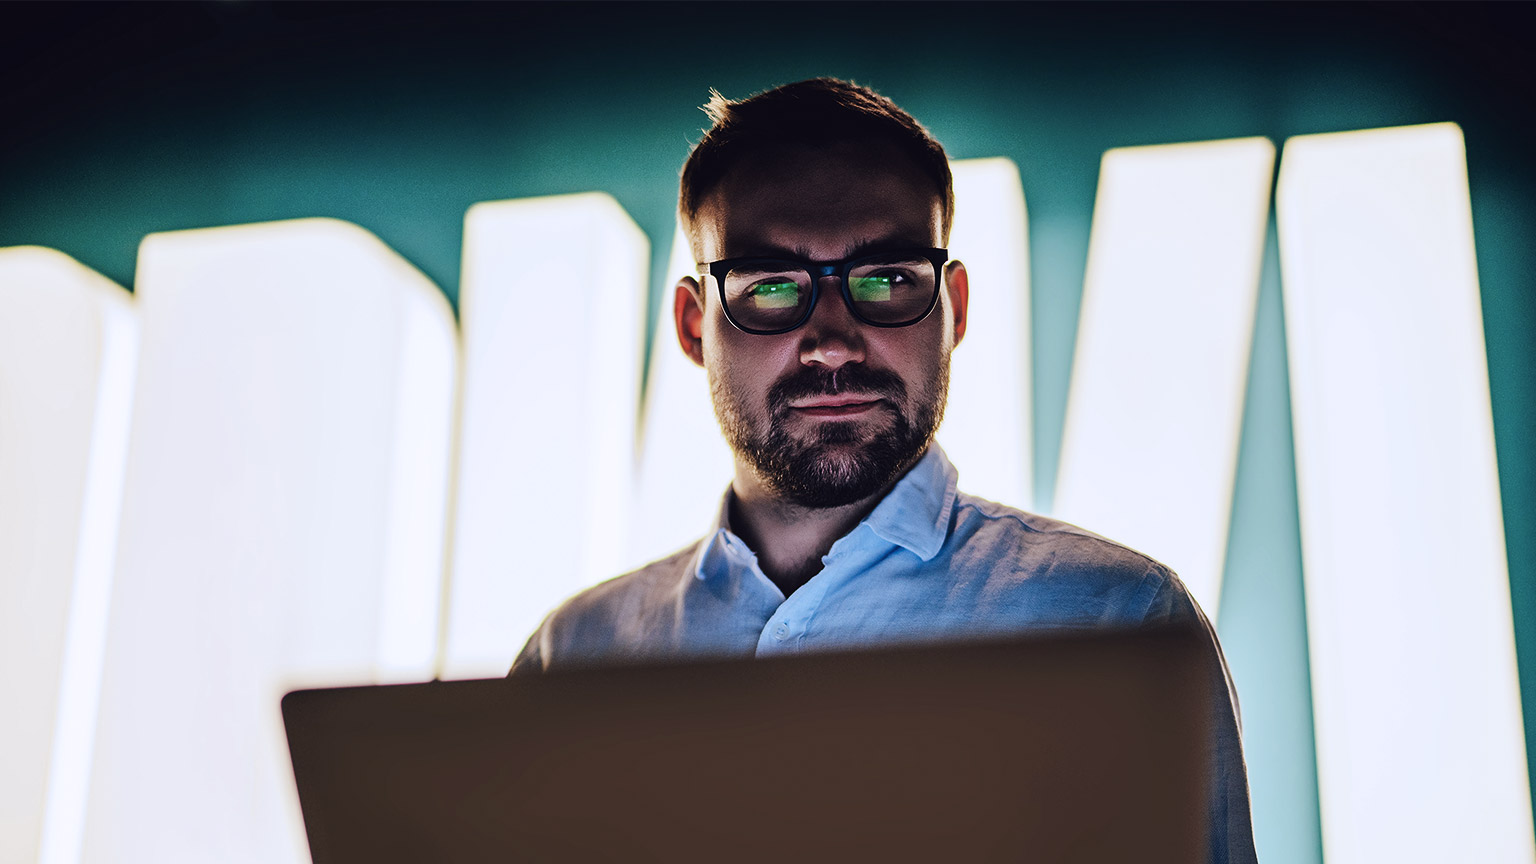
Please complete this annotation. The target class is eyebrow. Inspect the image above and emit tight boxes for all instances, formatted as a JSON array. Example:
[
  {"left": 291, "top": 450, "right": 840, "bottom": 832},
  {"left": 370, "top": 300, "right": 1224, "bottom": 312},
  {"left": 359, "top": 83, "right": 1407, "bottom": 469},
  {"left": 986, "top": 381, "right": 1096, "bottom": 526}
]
[{"left": 731, "top": 236, "right": 933, "bottom": 264}]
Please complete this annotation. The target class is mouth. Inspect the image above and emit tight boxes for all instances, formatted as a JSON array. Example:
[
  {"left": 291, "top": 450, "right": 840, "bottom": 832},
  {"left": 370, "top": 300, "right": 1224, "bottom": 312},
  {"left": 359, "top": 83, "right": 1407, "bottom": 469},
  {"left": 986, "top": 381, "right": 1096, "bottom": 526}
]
[{"left": 786, "top": 395, "right": 886, "bottom": 418}]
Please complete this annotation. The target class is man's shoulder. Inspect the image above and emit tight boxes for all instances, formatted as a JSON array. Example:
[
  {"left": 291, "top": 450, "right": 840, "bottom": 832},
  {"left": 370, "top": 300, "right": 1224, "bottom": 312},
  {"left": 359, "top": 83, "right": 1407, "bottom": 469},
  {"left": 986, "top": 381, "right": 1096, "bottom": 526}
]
[
  {"left": 949, "top": 490, "right": 1179, "bottom": 593},
  {"left": 553, "top": 541, "right": 701, "bottom": 624},
  {"left": 945, "top": 490, "right": 1203, "bottom": 630},
  {"left": 511, "top": 541, "right": 701, "bottom": 674}
]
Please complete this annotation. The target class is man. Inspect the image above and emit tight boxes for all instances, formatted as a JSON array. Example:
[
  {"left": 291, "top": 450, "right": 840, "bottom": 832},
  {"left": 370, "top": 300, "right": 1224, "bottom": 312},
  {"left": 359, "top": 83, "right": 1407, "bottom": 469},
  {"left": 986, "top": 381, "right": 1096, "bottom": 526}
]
[{"left": 513, "top": 78, "right": 1256, "bottom": 863}]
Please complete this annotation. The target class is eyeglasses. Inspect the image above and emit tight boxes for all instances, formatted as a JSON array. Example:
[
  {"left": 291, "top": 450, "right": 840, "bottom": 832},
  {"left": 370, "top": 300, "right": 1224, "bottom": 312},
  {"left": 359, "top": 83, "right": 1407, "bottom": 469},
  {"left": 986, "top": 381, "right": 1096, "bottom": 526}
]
[{"left": 697, "top": 247, "right": 949, "bottom": 335}]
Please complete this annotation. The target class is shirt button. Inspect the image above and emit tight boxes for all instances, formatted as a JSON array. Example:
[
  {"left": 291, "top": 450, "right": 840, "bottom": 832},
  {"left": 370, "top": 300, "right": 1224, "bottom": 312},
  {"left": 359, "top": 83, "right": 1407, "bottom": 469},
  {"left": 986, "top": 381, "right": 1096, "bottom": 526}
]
[{"left": 774, "top": 625, "right": 789, "bottom": 640}]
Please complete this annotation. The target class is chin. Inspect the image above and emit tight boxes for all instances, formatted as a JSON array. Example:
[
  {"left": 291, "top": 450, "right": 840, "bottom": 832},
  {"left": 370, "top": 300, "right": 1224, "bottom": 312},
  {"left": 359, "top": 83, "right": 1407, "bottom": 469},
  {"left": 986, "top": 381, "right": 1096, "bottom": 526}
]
[{"left": 773, "top": 445, "right": 900, "bottom": 509}]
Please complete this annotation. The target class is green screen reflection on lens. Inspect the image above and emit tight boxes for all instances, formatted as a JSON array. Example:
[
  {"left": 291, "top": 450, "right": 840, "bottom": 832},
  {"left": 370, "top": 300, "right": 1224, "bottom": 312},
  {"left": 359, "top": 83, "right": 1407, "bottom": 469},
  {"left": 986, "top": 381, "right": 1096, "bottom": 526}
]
[
  {"left": 749, "top": 281, "right": 801, "bottom": 308},
  {"left": 850, "top": 276, "right": 892, "bottom": 302}
]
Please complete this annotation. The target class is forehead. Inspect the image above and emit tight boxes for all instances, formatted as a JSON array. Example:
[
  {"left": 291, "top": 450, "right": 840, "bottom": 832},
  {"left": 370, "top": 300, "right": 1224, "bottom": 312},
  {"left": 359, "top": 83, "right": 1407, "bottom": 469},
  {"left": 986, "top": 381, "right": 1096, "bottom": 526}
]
[{"left": 696, "top": 140, "right": 943, "bottom": 262}]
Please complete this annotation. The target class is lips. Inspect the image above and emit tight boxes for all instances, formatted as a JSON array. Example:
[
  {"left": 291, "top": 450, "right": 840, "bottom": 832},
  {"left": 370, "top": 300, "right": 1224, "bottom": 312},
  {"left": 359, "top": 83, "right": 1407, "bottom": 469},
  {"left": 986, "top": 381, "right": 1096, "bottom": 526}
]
[
  {"left": 787, "top": 395, "right": 885, "bottom": 417},
  {"left": 789, "top": 394, "right": 882, "bottom": 409},
  {"left": 768, "top": 366, "right": 907, "bottom": 422}
]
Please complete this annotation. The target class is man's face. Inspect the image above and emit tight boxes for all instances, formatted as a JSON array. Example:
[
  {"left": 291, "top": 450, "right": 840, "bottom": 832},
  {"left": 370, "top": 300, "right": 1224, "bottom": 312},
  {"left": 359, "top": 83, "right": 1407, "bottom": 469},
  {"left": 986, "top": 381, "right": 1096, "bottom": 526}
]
[{"left": 675, "top": 140, "right": 968, "bottom": 509}]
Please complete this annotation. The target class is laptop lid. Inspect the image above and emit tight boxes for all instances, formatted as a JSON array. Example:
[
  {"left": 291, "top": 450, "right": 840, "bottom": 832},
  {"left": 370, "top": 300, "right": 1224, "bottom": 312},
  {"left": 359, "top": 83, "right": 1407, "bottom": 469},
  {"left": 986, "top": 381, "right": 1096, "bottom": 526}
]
[{"left": 283, "top": 628, "right": 1210, "bottom": 863}]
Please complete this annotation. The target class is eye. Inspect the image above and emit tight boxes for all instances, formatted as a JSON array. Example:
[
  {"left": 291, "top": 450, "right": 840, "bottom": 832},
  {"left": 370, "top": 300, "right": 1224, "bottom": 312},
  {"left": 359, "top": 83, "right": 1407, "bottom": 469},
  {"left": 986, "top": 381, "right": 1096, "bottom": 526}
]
[
  {"left": 851, "top": 266, "right": 925, "bottom": 302},
  {"left": 849, "top": 275, "right": 894, "bottom": 302},
  {"left": 747, "top": 279, "right": 802, "bottom": 309}
]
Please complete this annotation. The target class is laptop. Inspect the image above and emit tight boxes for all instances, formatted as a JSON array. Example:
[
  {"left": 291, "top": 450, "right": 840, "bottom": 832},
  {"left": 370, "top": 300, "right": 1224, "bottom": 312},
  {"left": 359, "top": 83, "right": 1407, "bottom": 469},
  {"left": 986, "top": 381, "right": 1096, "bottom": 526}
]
[{"left": 282, "top": 628, "right": 1210, "bottom": 863}]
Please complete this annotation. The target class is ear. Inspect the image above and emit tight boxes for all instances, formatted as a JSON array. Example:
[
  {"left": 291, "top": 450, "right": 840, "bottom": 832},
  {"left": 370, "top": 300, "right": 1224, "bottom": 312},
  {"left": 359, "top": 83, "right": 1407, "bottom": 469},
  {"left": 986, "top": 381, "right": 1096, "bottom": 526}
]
[
  {"left": 674, "top": 276, "right": 706, "bottom": 367},
  {"left": 944, "top": 260, "right": 969, "bottom": 348}
]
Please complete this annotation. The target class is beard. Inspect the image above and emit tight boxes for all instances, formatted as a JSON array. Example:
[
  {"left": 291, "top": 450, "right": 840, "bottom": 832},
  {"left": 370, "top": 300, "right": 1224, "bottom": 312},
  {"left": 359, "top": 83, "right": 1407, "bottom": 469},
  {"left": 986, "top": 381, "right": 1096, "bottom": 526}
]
[{"left": 710, "top": 356, "right": 949, "bottom": 509}]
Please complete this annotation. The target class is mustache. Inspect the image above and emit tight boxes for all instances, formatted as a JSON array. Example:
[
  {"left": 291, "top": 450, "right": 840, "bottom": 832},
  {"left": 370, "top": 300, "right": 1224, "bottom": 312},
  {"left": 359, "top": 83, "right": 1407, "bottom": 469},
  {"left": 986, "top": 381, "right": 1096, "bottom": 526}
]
[{"left": 767, "top": 365, "right": 908, "bottom": 412}]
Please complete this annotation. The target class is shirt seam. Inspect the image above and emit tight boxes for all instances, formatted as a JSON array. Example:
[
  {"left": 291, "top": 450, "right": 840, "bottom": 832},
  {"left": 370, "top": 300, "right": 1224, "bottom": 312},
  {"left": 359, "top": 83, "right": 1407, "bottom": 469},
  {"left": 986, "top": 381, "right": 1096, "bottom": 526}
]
[
  {"left": 952, "top": 496, "right": 1171, "bottom": 570},
  {"left": 1131, "top": 562, "right": 1172, "bottom": 623}
]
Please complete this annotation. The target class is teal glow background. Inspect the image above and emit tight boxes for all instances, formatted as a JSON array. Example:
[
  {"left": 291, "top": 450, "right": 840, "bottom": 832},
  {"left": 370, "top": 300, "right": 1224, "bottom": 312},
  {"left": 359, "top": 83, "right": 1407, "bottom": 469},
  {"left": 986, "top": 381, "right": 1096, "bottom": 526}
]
[{"left": 3, "top": 4, "right": 1532, "bottom": 861}]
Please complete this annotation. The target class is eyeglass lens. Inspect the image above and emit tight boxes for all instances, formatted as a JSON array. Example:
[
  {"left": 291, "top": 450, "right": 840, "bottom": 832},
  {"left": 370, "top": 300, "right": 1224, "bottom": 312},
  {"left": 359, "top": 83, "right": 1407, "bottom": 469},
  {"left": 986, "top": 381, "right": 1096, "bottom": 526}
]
[{"left": 721, "top": 252, "right": 938, "bottom": 332}]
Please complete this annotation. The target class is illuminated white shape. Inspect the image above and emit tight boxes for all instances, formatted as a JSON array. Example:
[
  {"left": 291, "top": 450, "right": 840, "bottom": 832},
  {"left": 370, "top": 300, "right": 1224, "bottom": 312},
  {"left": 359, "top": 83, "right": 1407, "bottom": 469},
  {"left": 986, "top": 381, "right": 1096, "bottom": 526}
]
[
  {"left": 628, "top": 223, "right": 734, "bottom": 570},
  {"left": 1053, "top": 137, "right": 1275, "bottom": 618},
  {"left": 0, "top": 248, "right": 136, "bottom": 864},
  {"left": 445, "top": 193, "right": 648, "bottom": 678},
  {"left": 939, "top": 158, "right": 1033, "bottom": 509},
  {"left": 79, "top": 219, "right": 456, "bottom": 864},
  {"left": 1277, "top": 123, "right": 1533, "bottom": 864}
]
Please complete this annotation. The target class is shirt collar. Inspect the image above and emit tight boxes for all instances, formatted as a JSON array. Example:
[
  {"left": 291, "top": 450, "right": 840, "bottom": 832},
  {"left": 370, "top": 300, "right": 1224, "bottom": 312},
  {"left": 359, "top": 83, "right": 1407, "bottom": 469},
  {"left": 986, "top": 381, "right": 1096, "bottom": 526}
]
[
  {"left": 859, "top": 444, "right": 958, "bottom": 562},
  {"left": 692, "top": 444, "right": 959, "bottom": 581},
  {"left": 692, "top": 485, "right": 747, "bottom": 581}
]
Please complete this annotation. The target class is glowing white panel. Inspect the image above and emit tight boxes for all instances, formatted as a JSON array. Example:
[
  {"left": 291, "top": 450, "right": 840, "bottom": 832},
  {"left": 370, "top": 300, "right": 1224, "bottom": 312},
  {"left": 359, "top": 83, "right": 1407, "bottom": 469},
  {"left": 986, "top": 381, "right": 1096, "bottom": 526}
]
[
  {"left": 0, "top": 248, "right": 135, "bottom": 864},
  {"left": 939, "top": 158, "right": 1032, "bottom": 509},
  {"left": 80, "top": 219, "right": 456, "bottom": 864},
  {"left": 1054, "top": 137, "right": 1274, "bottom": 618},
  {"left": 628, "top": 224, "right": 735, "bottom": 570},
  {"left": 445, "top": 193, "right": 648, "bottom": 678},
  {"left": 1278, "top": 123, "right": 1533, "bottom": 864}
]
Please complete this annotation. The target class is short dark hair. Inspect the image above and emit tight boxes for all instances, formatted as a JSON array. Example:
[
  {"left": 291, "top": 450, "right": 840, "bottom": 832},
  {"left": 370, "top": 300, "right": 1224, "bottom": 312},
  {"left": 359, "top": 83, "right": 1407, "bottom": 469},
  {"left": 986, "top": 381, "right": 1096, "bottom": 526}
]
[{"left": 678, "top": 78, "right": 954, "bottom": 256}]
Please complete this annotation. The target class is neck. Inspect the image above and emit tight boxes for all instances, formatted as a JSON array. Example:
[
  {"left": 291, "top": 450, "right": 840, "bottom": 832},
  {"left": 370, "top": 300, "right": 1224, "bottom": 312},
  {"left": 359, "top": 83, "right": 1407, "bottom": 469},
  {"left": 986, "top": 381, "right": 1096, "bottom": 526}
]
[{"left": 726, "top": 463, "right": 901, "bottom": 598}]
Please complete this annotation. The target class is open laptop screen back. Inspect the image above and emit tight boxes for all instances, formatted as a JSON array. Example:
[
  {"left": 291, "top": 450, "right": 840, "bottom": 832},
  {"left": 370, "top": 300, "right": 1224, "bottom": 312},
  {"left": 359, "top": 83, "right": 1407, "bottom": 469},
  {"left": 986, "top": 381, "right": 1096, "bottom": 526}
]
[{"left": 283, "top": 628, "right": 1210, "bottom": 864}]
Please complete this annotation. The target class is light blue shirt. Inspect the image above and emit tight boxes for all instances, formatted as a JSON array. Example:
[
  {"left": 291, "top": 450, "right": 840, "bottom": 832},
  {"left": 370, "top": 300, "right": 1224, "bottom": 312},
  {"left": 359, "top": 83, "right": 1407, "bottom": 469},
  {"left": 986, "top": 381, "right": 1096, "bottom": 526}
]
[{"left": 514, "top": 445, "right": 1256, "bottom": 863}]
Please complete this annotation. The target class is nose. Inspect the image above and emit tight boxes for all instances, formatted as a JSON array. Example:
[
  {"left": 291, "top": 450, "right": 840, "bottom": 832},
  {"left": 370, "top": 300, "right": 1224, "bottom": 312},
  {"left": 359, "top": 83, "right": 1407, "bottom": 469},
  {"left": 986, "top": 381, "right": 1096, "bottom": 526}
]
[{"left": 798, "top": 275, "right": 866, "bottom": 370}]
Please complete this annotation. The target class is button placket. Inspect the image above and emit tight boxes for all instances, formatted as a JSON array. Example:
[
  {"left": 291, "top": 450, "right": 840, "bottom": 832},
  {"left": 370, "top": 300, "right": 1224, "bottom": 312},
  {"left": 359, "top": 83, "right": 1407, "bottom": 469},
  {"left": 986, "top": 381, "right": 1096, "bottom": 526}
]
[{"left": 755, "top": 551, "right": 852, "bottom": 655}]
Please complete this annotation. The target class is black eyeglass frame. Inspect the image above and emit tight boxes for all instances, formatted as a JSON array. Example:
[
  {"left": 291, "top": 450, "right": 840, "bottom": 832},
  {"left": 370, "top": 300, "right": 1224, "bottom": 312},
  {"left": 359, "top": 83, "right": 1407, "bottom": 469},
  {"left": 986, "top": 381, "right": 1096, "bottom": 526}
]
[{"left": 697, "top": 247, "right": 950, "bottom": 336}]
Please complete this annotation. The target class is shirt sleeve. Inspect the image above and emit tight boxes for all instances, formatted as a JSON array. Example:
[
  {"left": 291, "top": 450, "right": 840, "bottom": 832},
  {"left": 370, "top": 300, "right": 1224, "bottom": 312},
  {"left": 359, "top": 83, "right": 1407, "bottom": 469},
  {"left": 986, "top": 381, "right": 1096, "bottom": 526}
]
[
  {"left": 508, "top": 615, "right": 553, "bottom": 676},
  {"left": 1143, "top": 568, "right": 1258, "bottom": 864}
]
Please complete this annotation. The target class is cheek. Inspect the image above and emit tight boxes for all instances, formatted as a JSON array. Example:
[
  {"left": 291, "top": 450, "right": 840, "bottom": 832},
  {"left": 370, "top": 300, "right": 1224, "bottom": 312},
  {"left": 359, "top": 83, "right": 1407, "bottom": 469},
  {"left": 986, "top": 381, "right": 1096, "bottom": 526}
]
[
  {"left": 706, "top": 312, "right": 798, "bottom": 380},
  {"left": 701, "top": 305, "right": 745, "bottom": 372},
  {"left": 931, "top": 292, "right": 957, "bottom": 351},
  {"left": 876, "top": 326, "right": 946, "bottom": 380},
  {"left": 704, "top": 318, "right": 773, "bottom": 406}
]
